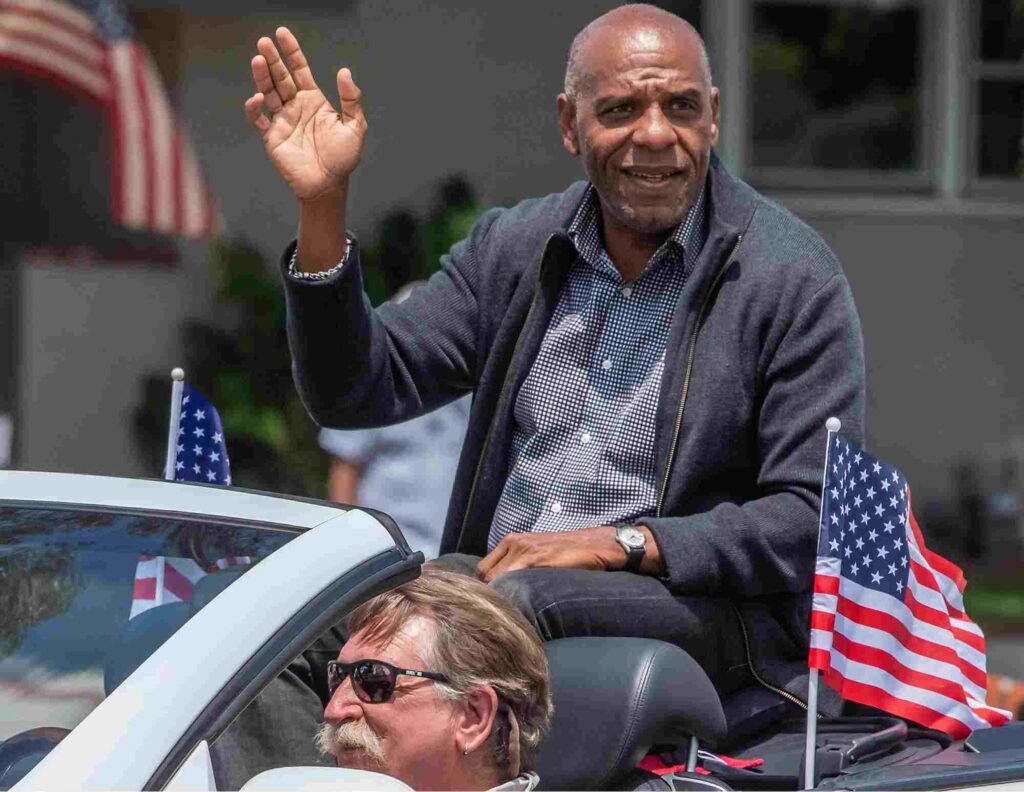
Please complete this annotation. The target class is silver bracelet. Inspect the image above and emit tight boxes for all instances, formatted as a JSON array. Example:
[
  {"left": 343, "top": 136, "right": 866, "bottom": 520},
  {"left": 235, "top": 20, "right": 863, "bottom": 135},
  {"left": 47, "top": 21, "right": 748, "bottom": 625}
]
[{"left": 287, "top": 236, "right": 354, "bottom": 281}]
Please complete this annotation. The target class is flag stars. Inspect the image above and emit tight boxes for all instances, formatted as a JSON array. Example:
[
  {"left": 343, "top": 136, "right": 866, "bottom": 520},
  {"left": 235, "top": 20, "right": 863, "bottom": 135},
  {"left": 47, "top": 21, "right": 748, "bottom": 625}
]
[
  {"left": 831, "top": 513, "right": 839, "bottom": 526},
  {"left": 193, "top": 427, "right": 205, "bottom": 438},
  {"left": 875, "top": 504, "right": 885, "bottom": 517},
  {"left": 831, "top": 487, "right": 839, "bottom": 499},
  {"left": 884, "top": 521, "right": 895, "bottom": 534},
  {"left": 871, "top": 571, "right": 883, "bottom": 585},
  {"left": 888, "top": 562, "right": 897, "bottom": 576},
  {"left": 844, "top": 546, "right": 852, "bottom": 558},
  {"left": 872, "top": 461, "right": 882, "bottom": 474},
  {"left": 855, "top": 537, "right": 865, "bottom": 550},
  {"left": 177, "top": 443, "right": 184, "bottom": 454},
  {"left": 206, "top": 470, "right": 217, "bottom": 482},
  {"left": 175, "top": 461, "right": 184, "bottom": 471},
  {"left": 192, "top": 463, "right": 201, "bottom": 475},
  {"left": 851, "top": 563, "right": 860, "bottom": 575},
  {"left": 854, "top": 495, "right": 863, "bottom": 508},
  {"left": 894, "top": 537, "right": 903, "bottom": 550},
  {"left": 860, "top": 469, "right": 868, "bottom": 482},
  {"left": 866, "top": 487, "right": 876, "bottom": 500},
  {"left": 896, "top": 580, "right": 904, "bottom": 592},
  {"left": 829, "top": 538, "right": 840, "bottom": 552},
  {"left": 881, "top": 479, "right": 891, "bottom": 492},
  {"left": 209, "top": 451, "right": 220, "bottom": 462},
  {"left": 868, "top": 528, "right": 879, "bottom": 542},
  {"left": 860, "top": 513, "right": 870, "bottom": 525},
  {"left": 862, "top": 554, "right": 872, "bottom": 568},
  {"left": 194, "top": 409, "right": 205, "bottom": 421},
  {"left": 892, "top": 471, "right": 899, "bottom": 483},
  {"left": 877, "top": 545, "right": 889, "bottom": 559},
  {"left": 213, "top": 432, "right": 223, "bottom": 444},
  {"left": 193, "top": 444, "right": 203, "bottom": 456},
  {"left": 854, "top": 452, "right": 863, "bottom": 465},
  {"left": 890, "top": 495, "right": 899, "bottom": 509}
]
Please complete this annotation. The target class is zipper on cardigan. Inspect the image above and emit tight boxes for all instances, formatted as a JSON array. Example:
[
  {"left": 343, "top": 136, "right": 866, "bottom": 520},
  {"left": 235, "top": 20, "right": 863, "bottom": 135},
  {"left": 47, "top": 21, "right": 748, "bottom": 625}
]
[
  {"left": 457, "top": 234, "right": 558, "bottom": 551},
  {"left": 732, "top": 603, "right": 819, "bottom": 717},
  {"left": 655, "top": 233, "right": 744, "bottom": 517}
]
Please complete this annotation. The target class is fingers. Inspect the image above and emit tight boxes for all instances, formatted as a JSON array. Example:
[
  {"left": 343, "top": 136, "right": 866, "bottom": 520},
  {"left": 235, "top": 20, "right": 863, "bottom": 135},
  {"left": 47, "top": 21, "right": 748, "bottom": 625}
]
[
  {"left": 257, "top": 34, "right": 299, "bottom": 105},
  {"left": 275, "top": 26, "right": 317, "bottom": 91},
  {"left": 336, "top": 67, "right": 366, "bottom": 126},
  {"left": 244, "top": 93, "right": 271, "bottom": 134},
  {"left": 250, "top": 52, "right": 283, "bottom": 114},
  {"left": 476, "top": 541, "right": 510, "bottom": 583}
]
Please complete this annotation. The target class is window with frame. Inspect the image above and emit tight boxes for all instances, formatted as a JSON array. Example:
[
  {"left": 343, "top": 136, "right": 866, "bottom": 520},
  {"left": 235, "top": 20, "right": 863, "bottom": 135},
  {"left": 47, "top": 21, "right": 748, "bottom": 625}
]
[
  {"left": 746, "top": 0, "right": 929, "bottom": 191},
  {"left": 973, "top": 0, "right": 1024, "bottom": 190}
]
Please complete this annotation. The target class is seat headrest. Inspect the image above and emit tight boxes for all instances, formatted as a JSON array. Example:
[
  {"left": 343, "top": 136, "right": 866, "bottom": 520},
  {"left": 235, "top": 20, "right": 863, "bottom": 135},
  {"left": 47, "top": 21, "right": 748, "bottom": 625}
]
[{"left": 534, "top": 637, "right": 726, "bottom": 791}]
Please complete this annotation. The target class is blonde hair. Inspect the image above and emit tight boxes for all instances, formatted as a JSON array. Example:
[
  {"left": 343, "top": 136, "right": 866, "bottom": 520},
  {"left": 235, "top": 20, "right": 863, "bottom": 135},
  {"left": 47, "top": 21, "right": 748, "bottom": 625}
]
[{"left": 346, "top": 567, "right": 552, "bottom": 776}]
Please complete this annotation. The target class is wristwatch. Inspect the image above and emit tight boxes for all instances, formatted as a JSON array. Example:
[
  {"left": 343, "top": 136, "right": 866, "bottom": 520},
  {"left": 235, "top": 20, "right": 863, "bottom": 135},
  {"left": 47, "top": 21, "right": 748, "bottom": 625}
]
[{"left": 615, "top": 526, "right": 646, "bottom": 573}]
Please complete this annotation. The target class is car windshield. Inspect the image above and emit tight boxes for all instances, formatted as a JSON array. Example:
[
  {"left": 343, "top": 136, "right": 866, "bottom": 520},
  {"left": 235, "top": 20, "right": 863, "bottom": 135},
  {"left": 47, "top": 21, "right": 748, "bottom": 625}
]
[{"left": 0, "top": 505, "right": 297, "bottom": 747}]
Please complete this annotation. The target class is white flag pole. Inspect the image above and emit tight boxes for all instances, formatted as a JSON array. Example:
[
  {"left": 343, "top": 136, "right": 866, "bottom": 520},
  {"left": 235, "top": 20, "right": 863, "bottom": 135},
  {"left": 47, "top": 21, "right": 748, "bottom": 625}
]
[
  {"left": 804, "top": 415, "right": 842, "bottom": 790},
  {"left": 163, "top": 368, "right": 185, "bottom": 482}
]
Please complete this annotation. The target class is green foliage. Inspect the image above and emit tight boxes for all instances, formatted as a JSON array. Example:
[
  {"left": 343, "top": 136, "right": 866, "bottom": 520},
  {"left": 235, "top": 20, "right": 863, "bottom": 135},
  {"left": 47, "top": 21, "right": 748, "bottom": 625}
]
[{"left": 133, "top": 174, "right": 482, "bottom": 498}]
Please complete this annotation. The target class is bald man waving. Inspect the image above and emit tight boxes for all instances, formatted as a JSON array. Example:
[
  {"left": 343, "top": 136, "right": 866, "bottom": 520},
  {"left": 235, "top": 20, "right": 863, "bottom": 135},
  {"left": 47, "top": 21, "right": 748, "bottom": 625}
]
[{"left": 247, "top": 4, "right": 864, "bottom": 721}]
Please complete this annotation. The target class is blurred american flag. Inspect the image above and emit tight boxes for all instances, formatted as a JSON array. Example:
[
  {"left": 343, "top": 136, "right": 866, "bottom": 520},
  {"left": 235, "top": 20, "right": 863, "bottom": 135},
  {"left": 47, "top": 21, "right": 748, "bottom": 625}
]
[{"left": 0, "top": 0, "right": 218, "bottom": 237}]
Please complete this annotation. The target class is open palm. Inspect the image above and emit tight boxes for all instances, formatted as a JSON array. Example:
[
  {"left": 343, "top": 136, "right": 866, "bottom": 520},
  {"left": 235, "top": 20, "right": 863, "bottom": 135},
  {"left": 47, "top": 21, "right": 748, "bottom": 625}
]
[{"left": 245, "top": 28, "right": 367, "bottom": 202}]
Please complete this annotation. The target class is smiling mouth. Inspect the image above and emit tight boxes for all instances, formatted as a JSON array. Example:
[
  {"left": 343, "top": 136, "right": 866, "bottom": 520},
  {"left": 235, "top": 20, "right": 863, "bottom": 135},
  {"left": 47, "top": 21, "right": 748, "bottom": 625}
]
[{"left": 622, "top": 169, "right": 682, "bottom": 183}]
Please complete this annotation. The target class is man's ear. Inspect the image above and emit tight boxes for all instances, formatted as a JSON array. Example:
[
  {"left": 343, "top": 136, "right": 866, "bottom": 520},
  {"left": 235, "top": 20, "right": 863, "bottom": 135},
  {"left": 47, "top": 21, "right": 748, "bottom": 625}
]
[
  {"left": 557, "top": 93, "right": 580, "bottom": 157},
  {"left": 454, "top": 685, "right": 499, "bottom": 755},
  {"left": 709, "top": 86, "right": 720, "bottom": 148}
]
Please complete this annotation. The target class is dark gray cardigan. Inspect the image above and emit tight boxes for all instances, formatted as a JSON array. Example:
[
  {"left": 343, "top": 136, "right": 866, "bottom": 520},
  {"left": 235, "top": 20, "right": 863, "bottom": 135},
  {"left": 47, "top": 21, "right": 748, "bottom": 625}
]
[{"left": 280, "top": 156, "right": 865, "bottom": 715}]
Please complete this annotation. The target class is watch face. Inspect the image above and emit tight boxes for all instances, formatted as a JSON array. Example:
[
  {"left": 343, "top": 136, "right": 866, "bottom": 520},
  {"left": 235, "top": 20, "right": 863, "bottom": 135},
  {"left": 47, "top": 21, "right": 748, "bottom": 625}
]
[{"left": 618, "top": 527, "right": 645, "bottom": 548}]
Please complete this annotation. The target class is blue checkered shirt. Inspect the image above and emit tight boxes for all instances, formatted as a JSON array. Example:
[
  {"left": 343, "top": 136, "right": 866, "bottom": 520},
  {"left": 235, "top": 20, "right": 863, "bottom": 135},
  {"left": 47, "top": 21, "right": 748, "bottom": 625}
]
[{"left": 488, "top": 184, "right": 709, "bottom": 549}]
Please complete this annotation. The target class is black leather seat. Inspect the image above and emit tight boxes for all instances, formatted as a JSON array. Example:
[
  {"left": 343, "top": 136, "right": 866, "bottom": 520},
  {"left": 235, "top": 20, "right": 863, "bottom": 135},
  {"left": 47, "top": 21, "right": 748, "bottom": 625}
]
[{"left": 534, "top": 637, "right": 726, "bottom": 791}]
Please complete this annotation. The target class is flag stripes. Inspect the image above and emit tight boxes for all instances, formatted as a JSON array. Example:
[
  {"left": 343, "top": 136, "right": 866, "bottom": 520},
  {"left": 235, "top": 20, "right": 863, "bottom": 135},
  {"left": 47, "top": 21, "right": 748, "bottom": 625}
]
[
  {"left": 0, "top": 0, "right": 217, "bottom": 238},
  {"left": 809, "top": 433, "right": 1010, "bottom": 739}
]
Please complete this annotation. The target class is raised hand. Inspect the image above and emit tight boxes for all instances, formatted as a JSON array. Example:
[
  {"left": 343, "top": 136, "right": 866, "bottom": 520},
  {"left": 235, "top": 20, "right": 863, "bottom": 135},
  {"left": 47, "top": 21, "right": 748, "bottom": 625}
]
[{"left": 244, "top": 27, "right": 366, "bottom": 202}]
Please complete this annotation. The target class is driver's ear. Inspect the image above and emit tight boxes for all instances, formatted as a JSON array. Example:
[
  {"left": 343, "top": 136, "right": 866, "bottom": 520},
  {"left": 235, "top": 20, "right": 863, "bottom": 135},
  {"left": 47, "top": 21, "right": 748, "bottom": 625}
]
[
  {"left": 557, "top": 93, "right": 580, "bottom": 157},
  {"left": 454, "top": 685, "right": 499, "bottom": 755}
]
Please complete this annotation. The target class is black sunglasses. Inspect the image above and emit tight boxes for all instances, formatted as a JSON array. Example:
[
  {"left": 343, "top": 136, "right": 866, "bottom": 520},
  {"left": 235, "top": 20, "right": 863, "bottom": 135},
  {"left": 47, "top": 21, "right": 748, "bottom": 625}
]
[{"left": 326, "top": 659, "right": 450, "bottom": 703}]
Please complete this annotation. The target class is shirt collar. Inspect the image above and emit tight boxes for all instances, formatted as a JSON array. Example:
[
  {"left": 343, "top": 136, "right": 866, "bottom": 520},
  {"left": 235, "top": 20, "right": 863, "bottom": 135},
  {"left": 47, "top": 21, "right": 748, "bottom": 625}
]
[{"left": 567, "top": 182, "right": 708, "bottom": 276}]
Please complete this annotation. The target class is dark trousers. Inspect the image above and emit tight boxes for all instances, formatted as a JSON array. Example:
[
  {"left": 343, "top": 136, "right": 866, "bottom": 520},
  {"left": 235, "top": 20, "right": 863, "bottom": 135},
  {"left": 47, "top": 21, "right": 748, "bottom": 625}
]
[{"left": 432, "top": 553, "right": 751, "bottom": 694}]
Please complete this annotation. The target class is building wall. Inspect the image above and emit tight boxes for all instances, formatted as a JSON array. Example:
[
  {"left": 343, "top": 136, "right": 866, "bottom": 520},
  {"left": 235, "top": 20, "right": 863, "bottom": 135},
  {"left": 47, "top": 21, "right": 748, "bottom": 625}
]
[{"left": 17, "top": 1, "right": 1024, "bottom": 522}]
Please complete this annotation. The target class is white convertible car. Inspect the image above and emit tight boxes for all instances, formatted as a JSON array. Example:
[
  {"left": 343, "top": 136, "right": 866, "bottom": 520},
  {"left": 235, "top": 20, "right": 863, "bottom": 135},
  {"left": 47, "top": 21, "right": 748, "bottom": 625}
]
[{"left": 4, "top": 471, "right": 1024, "bottom": 792}]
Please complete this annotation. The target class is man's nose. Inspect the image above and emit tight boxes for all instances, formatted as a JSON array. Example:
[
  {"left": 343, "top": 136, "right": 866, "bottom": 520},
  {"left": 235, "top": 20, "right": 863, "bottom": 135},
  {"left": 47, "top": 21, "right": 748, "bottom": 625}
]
[
  {"left": 632, "top": 105, "right": 675, "bottom": 150},
  {"left": 324, "top": 677, "right": 364, "bottom": 724}
]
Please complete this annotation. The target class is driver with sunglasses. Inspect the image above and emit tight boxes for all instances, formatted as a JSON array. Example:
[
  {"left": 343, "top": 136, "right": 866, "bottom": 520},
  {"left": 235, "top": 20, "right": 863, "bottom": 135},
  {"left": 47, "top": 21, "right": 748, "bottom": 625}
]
[{"left": 315, "top": 567, "right": 552, "bottom": 791}]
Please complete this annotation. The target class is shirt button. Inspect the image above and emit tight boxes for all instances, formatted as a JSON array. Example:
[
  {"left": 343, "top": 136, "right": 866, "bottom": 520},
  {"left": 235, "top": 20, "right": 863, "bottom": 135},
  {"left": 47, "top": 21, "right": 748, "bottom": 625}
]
[
  {"left": 581, "top": 432, "right": 592, "bottom": 444},
  {"left": 602, "top": 358, "right": 613, "bottom": 370},
  {"left": 621, "top": 286, "right": 633, "bottom": 298},
  {"left": 551, "top": 501, "right": 563, "bottom": 514}
]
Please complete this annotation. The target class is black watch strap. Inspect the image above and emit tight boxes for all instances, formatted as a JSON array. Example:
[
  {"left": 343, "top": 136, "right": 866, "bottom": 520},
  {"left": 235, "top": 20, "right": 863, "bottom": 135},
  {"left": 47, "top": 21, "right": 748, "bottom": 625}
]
[{"left": 624, "top": 545, "right": 644, "bottom": 573}]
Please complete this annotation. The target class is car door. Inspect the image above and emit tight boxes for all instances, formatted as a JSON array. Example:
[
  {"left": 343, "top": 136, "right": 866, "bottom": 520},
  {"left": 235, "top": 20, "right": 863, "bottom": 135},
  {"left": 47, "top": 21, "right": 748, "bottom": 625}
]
[{"left": 0, "top": 472, "right": 420, "bottom": 791}]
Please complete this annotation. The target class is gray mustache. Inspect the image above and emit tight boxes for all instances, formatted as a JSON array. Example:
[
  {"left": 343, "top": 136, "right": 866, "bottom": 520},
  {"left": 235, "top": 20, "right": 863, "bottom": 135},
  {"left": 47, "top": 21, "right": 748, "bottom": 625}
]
[{"left": 316, "top": 720, "right": 387, "bottom": 769}]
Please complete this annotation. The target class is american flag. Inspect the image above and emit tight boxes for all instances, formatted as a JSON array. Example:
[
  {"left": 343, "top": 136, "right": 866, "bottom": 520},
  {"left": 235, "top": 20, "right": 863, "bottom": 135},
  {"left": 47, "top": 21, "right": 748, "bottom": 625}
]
[
  {"left": 130, "top": 383, "right": 246, "bottom": 618},
  {"left": 809, "top": 433, "right": 1011, "bottom": 738},
  {"left": 174, "top": 383, "right": 231, "bottom": 485},
  {"left": 0, "top": 0, "right": 218, "bottom": 237},
  {"left": 129, "top": 554, "right": 252, "bottom": 619}
]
